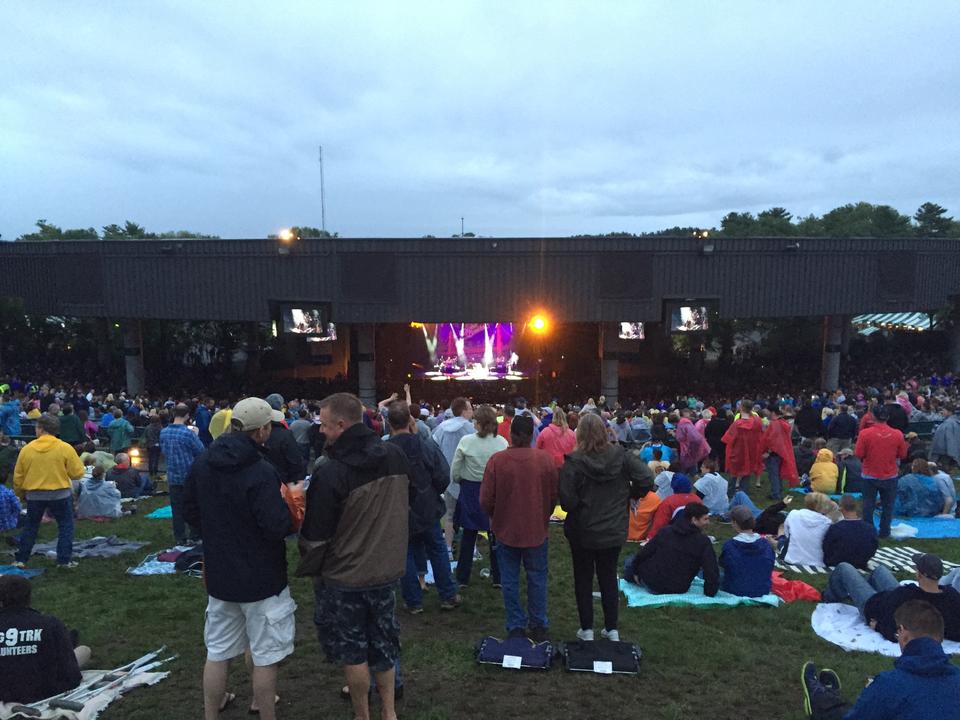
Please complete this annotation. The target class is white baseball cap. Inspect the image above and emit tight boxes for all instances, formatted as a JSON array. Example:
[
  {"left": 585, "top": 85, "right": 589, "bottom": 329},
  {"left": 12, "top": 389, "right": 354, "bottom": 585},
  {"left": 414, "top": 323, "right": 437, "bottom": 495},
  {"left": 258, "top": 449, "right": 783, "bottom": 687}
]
[{"left": 231, "top": 397, "right": 274, "bottom": 431}]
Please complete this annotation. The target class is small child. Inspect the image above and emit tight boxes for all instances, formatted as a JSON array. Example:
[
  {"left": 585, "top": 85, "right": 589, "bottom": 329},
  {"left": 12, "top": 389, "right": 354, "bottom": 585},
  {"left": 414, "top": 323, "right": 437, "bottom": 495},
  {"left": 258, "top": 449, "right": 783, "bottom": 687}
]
[{"left": 719, "top": 506, "right": 775, "bottom": 597}]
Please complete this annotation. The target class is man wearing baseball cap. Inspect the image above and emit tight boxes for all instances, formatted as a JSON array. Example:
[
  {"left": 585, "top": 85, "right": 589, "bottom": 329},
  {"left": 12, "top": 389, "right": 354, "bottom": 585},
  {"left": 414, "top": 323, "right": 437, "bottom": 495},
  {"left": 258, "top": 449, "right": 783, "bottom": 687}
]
[
  {"left": 185, "top": 397, "right": 304, "bottom": 720},
  {"left": 823, "top": 552, "right": 960, "bottom": 642}
]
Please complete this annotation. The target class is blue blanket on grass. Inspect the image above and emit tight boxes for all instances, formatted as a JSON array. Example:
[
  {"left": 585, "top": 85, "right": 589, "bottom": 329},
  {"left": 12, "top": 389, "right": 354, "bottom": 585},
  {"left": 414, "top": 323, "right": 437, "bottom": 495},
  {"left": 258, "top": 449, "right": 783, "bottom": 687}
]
[
  {"left": 619, "top": 576, "right": 781, "bottom": 608},
  {"left": 146, "top": 505, "right": 172, "bottom": 519},
  {"left": 0, "top": 565, "right": 45, "bottom": 579},
  {"left": 885, "top": 515, "right": 960, "bottom": 539}
]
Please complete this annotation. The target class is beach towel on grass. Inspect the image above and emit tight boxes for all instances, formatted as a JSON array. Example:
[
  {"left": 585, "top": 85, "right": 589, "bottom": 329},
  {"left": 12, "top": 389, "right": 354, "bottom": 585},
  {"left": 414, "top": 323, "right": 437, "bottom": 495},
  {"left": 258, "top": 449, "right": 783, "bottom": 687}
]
[
  {"left": 811, "top": 602, "right": 960, "bottom": 657},
  {"left": 0, "top": 669, "right": 169, "bottom": 720},
  {"left": 146, "top": 505, "right": 172, "bottom": 519},
  {"left": 30, "top": 536, "right": 146, "bottom": 560},
  {"left": 619, "top": 576, "right": 781, "bottom": 608},
  {"left": 776, "top": 545, "right": 960, "bottom": 575},
  {"left": 884, "top": 515, "right": 960, "bottom": 539},
  {"left": 126, "top": 553, "right": 176, "bottom": 576},
  {"left": 0, "top": 565, "right": 44, "bottom": 579}
]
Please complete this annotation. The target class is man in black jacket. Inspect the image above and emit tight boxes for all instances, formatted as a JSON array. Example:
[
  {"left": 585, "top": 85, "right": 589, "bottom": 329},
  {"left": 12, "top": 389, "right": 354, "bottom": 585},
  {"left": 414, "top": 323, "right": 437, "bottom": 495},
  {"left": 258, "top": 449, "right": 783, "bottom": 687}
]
[
  {"left": 386, "top": 401, "right": 461, "bottom": 613},
  {"left": 185, "top": 397, "right": 303, "bottom": 720},
  {"left": 623, "top": 502, "right": 720, "bottom": 597},
  {"left": 0, "top": 575, "right": 89, "bottom": 704},
  {"left": 299, "top": 393, "right": 410, "bottom": 720},
  {"left": 826, "top": 404, "right": 858, "bottom": 455},
  {"left": 263, "top": 395, "right": 306, "bottom": 484},
  {"left": 796, "top": 401, "right": 823, "bottom": 441}
]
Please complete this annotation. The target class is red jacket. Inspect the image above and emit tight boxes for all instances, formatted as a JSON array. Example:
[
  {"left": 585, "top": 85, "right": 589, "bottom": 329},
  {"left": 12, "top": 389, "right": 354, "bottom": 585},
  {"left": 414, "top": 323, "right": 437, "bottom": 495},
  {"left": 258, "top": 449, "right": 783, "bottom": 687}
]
[
  {"left": 535, "top": 424, "right": 576, "bottom": 468},
  {"left": 721, "top": 416, "right": 764, "bottom": 477},
  {"left": 855, "top": 424, "right": 907, "bottom": 479},
  {"left": 761, "top": 418, "right": 800, "bottom": 485},
  {"left": 647, "top": 492, "right": 700, "bottom": 540},
  {"left": 480, "top": 446, "right": 558, "bottom": 548}
]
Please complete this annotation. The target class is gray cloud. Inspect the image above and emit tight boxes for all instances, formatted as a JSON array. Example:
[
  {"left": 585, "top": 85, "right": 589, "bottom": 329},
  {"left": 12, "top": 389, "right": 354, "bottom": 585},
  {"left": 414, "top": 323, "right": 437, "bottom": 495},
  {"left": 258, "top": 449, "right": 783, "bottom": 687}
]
[{"left": 2, "top": 1, "right": 959, "bottom": 240}]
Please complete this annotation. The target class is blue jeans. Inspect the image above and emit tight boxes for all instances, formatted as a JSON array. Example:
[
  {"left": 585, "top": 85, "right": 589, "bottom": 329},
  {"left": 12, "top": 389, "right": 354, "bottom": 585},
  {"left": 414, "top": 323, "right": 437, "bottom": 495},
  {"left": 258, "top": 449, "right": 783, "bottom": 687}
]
[
  {"left": 496, "top": 539, "right": 549, "bottom": 632},
  {"left": 456, "top": 529, "right": 500, "bottom": 586},
  {"left": 728, "top": 490, "right": 762, "bottom": 518},
  {"left": 766, "top": 454, "right": 782, "bottom": 500},
  {"left": 400, "top": 524, "right": 458, "bottom": 607},
  {"left": 16, "top": 498, "right": 74, "bottom": 565},
  {"left": 861, "top": 476, "right": 898, "bottom": 538},
  {"left": 823, "top": 562, "right": 899, "bottom": 615}
]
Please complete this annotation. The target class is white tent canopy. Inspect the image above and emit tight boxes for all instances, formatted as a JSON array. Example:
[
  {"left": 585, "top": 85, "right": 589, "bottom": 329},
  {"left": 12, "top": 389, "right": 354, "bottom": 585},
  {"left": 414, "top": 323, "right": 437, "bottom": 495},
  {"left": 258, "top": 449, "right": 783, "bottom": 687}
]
[{"left": 852, "top": 312, "right": 933, "bottom": 335}]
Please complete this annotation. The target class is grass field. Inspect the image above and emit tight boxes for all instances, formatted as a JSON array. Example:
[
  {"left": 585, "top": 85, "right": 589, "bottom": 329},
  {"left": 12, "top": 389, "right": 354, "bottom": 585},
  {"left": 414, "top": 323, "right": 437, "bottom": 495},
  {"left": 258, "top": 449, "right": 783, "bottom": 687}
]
[{"left": 14, "top": 487, "right": 959, "bottom": 720}]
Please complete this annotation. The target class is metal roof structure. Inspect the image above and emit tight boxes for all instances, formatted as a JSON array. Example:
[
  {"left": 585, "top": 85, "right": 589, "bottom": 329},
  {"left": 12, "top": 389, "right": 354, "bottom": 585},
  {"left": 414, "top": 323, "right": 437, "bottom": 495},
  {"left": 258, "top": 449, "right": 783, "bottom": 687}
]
[{"left": 1, "top": 236, "right": 958, "bottom": 323}]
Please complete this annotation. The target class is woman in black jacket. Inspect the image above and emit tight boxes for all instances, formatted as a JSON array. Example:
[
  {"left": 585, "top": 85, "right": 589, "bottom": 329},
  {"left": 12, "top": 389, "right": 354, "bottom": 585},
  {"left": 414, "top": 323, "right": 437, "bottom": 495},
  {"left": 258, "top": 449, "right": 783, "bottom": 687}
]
[{"left": 559, "top": 414, "right": 653, "bottom": 642}]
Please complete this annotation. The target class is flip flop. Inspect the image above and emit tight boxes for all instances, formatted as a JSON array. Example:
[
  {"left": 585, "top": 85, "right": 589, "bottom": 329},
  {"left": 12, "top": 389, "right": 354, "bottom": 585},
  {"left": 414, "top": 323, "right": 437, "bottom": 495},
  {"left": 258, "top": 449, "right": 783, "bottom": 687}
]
[
  {"left": 249, "top": 694, "right": 280, "bottom": 714},
  {"left": 219, "top": 692, "right": 237, "bottom": 713}
]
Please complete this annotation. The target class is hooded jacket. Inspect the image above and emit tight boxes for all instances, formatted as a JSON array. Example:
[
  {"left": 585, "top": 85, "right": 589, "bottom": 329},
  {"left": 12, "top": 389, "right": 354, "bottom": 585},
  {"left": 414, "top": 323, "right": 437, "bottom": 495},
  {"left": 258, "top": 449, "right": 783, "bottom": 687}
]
[
  {"left": 0, "top": 400, "right": 21, "bottom": 437},
  {"left": 265, "top": 423, "right": 306, "bottom": 484},
  {"left": 721, "top": 415, "right": 764, "bottom": 477},
  {"left": 298, "top": 423, "right": 411, "bottom": 590},
  {"left": 183, "top": 432, "right": 295, "bottom": 603},
  {"left": 12, "top": 435, "right": 85, "bottom": 499},
  {"left": 559, "top": 445, "right": 653, "bottom": 549},
  {"left": 57, "top": 413, "right": 85, "bottom": 446},
  {"left": 783, "top": 508, "right": 833, "bottom": 566},
  {"left": 75, "top": 477, "right": 122, "bottom": 519},
  {"left": 629, "top": 516, "right": 720, "bottom": 596},
  {"left": 387, "top": 432, "right": 448, "bottom": 536},
  {"left": 931, "top": 414, "right": 960, "bottom": 464},
  {"left": 809, "top": 448, "right": 839, "bottom": 494},
  {"left": 719, "top": 533, "right": 775, "bottom": 597},
  {"left": 844, "top": 637, "right": 960, "bottom": 720},
  {"left": 760, "top": 417, "right": 800, "bottom": 485}
]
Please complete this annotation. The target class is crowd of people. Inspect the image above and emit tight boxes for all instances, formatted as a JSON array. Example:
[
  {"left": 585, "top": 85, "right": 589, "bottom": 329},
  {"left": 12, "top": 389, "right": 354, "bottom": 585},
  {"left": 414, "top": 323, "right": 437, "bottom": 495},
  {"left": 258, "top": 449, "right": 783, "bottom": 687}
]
[{"left": 2, "top": 365, "right": 960, "bottom": 718}]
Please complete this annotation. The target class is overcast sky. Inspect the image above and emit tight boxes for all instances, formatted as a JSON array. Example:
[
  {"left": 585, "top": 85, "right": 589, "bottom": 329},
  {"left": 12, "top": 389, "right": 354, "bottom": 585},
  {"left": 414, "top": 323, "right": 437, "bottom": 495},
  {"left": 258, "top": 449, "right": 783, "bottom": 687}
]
[{"left": 2, "top": 1, "right": 959, "bottom": 239}]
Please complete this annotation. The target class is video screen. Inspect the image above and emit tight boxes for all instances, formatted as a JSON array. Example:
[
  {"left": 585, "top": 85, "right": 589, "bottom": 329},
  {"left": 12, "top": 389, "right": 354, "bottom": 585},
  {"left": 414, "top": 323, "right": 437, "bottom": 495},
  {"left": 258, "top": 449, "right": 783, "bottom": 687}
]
[
  {"left": 280, "top": 305, "right": 336, "bottom": 340},
  {"left": 415, "top": 323, "right": 523, "bottom": 381},
  {"left": 670, "top": 306, "right": 709, "bottom": 332},
  {"left": 619, "top": 322, "right": 645, "bottom": 340}
]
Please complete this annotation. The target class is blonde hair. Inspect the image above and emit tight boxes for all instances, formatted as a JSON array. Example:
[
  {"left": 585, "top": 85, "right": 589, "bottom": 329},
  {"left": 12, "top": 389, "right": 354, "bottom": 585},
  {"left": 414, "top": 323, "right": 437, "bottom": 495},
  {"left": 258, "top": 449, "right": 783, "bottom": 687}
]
[
  {"left": 805, "top": 491, "right": 838, "bottom": 517},
  {"left": 575, "top": 413, "right": 610, "bottom": 455},
  {"left": 552, "top": 409, "right": 569, "bottom": 429}
]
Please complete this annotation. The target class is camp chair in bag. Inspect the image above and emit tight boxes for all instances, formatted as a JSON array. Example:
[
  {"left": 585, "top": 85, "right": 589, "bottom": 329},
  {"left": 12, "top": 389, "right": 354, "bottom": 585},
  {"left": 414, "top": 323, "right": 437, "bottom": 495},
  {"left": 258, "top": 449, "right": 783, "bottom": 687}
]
[
  {"left": 475, "top": 636, "right": 556, "bottom": 670},
  {"left": 561, "top": 639, "right": 642, "bottom": 675}
]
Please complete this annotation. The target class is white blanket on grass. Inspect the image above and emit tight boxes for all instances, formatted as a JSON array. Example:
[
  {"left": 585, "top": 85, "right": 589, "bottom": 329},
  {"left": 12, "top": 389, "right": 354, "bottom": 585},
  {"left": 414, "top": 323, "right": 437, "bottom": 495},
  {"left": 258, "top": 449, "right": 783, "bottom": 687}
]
[
  {"left": 811, "top": 603, "right": 960, "bottom": 657},
  {"left": 0, "top": 669, "right": 168, "bottom": 720}
]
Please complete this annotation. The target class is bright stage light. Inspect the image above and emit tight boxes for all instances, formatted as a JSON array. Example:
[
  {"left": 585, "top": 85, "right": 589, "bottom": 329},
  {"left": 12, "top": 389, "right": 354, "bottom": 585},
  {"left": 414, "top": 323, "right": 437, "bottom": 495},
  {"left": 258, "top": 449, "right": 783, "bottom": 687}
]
[
  {"left": 529, "top": 313, "right": 549, "bottom": 334},
  {"left": 278, "top": 228, "right": 295, "bottom": 243}
]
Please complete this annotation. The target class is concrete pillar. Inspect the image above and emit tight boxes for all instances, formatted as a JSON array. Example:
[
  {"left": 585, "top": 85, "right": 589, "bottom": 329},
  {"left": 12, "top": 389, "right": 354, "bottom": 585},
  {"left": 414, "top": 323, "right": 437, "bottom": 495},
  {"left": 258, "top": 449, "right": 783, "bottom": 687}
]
[
  {"left": 97, "top": 318, "right": 113, "bottom": 370},
  {"left": 840, "top": 314, "right": 852, "bottom": 358},
  {"left": 122, "top": 319, "right": 146, "bottom": 395},
  {"left": 355, "top": 324, "right": 376, "bottom": 406},
  {"left": 951, "top": 322, "right": 960, "bottom": 374},
  {"left": 599, "top": 323, "right": 619, "bottom": 407},
  {"left": 820, "top": 315, "right": 844, "bottom": 392}
]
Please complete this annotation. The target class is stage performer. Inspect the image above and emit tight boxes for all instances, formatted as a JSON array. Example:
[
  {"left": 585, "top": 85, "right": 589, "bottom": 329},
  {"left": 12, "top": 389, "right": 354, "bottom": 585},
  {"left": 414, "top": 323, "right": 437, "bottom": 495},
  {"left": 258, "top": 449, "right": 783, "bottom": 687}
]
[
  {"left": 675, "top": 409, "right": 711, "bottom": 475},
  {"left": 760, "top": 405, "right": 800, "bottom": 501},
  {"left": 721, "top": 400, "right": 765, "bottom": 495}
]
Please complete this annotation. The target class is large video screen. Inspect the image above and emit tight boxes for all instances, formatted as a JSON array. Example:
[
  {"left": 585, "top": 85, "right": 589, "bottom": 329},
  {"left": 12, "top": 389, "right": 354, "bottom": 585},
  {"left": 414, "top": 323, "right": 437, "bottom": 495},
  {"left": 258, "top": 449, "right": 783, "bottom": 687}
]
[
  {"left": 667, "top": 304, "right": 711, "bottom": 333},
  {"left": 414, "top": 323, "right": 523, "bottom": 381},
  {"left": 619, "top": 322, "right": 645, "bottom": 340},
  {"left": 279, "top": 304, "right": 336, "bottom": 340}
]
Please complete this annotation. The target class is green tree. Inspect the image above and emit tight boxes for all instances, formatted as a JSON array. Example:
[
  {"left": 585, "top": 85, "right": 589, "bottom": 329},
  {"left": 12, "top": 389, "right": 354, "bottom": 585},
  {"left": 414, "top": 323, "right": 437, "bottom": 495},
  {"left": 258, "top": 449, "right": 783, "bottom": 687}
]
[
  {"left": 290, "top": 226, "right": 337, "bottom": 238},
  {"left": 719, "top": 212, "right": 758, "bottom": 237},
  {"left": 756, "top": 207, "right": 796, "bottom": 236},
  {"left": 795, "top": 214, "right": 825, "bottom": 236},
  {"left": 914, "top": 202, "right": 954, "bottom": 237},
  {"left": 820, "top": 202, "right": 911, "bottom": 238},
  {"left": 17, "top": 219, "right": 63, "bottom": 241},
  {"left": 61, "top": 227, "right": 99, "bottom": 240}
]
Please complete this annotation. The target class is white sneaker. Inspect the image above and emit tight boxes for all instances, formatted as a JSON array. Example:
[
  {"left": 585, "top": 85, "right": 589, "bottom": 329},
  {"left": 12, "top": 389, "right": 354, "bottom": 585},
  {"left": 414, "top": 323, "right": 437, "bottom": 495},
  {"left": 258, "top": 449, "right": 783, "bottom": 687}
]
[
  {"left": 601, "top": 629, "right": 620, "bottom": 642},
  {"left": 576, "top": 628, "right": 594, "bottom": 641}
]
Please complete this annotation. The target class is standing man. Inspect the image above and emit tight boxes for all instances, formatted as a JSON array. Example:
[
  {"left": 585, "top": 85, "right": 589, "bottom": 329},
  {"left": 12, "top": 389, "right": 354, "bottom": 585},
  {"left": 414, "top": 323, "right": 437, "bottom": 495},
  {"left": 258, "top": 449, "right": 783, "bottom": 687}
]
[
  {"left": 931, "top": 403, "right": 960, "bottom": 470},
  {"left": 721, "top": 399, "right": 765, "bottom": 495},
  {"left": 855, "top": 405, "right": 908, "bottom": 538},
  {"left": 826, "top": 404, "right": 858, "bottom": 456},
  {"left": 288, "top": 409, "right": 314, "bottom": 468},
  {"left": 106, "top": 408, "right": 134, "bottom": 454},
  {"left": 761, "top": 406, "right": 800, "bottom": 500},
  {"left": 185, "top": 397, "right": 302, "bottom": 720},
  {"left": 159, "top": 403, "right": 205, "bottom": 545},
  {"left": 12, "top": 415, "right": 85, "bottom": 568},
  {"left": 194, "top": 397, "right": 215, "bottom": 446},
  {"left": 432, "top": 397, "right": 475, "bottom": 553},
  {"left": 299, "top": 393, "right": 410, "bottom": 720},
  {"left": 264, "top": 400, "right": 305, "bottom": 485},
  {"left": 480, "top": 415, "right": 558, "bottom": 640}
]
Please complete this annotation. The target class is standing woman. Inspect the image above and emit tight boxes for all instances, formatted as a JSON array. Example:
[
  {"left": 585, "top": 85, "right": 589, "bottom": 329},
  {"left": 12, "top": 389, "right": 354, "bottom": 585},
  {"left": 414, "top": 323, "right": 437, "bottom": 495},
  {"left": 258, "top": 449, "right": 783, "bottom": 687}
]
[
  {"left": 536, "top": 407, "right": 576, "bottom": 467},
  {"left": 451, "top": 405, "right": 508, "bottom": 587},
  {"left": 559, "top": 413, "right": 653, "bottom": 642}
]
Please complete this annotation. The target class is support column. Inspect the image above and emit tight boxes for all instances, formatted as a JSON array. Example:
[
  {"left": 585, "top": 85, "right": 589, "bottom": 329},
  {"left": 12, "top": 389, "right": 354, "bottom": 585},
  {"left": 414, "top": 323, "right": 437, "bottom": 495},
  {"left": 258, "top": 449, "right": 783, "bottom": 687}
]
[
  {"left": 97, "top": 318, "right": 113, "bottom": 371},
  {"left": 599, "top": 323, "right": 619, "bottom": 407},
  {"left": 951, "top": 322, "right": 960, "bottom": 374},
  {"left": 123, "top": 319, "right": 146, "bottom": 395},
  {"left": 355, "top": 324, "right": 376, "bottom": 406},
  {"left": 820, "top": 315, "right": 844, "bottom": 392},
  {"left": 840, "top": 314, "right": 852, "bottom": 358}
]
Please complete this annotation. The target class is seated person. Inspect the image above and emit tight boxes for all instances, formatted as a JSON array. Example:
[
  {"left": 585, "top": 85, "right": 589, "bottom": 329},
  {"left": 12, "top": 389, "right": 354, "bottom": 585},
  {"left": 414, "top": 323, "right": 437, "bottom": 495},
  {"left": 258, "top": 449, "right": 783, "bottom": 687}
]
[
  {"left": 823, "top": 553, "right": 960, "bottom": 642},
  {"left": 75, "top": 466, "right": 122, "bottom": 519},
  {"left": 896, "top": 459, "right": 947, "bottom": 517},
  {"left": 809, "top": 448, "right": 839, "bottom": 494},
  {"left": 78, "top": 441, "right": 116, "bottom": 473},
  {"left": 653, "top": 462, "right": 679, "bottom": 499},
  {"left": 801, "top": 601, "right": 960, "bottom": 720},
  {"left": 930, "top": 462, "right": 958, "bottom": 516},
  {"left": 646, "top": 474, "right": 700, "bottom": 539},
  {"left": 719, "top": 506, "right": 775, "bottom": 597},
  {"left": 795, "top": 439, "right": 815, "bottom": 479},
  {"left": 0, "top": 575, "right": 90, "bottom": 705},
  {"left": 821, "top": 494, "right": 878, "bottom": 570},
  {"left": 639, "top": 441, "right": 673, "bottom": 464},
  {"left": 836, "top": 448, "right": 863, "bottom": 494},
  {"left": 728, "top": 492, "right": 793, "bottom": 535},
  {"left": 783, "top": 492, "right": 837, "bottom": 567},
  {"left": 693, "top": 458, "right": 729, "bottom": 516},
  {"left": 0, "top": 473, "right": 22, "bottom": 533},
  {"left": 106, "top": 452, "right": 153, "bottom": 498},
  {"left": 647, "top": 447, "right": 670, "bottom": 476},
  {"left": 624, "top": 502, "right": 719, "bottom": 597},
  {"left": 627, "top": 491, "right": 661, "bottom": 542}
]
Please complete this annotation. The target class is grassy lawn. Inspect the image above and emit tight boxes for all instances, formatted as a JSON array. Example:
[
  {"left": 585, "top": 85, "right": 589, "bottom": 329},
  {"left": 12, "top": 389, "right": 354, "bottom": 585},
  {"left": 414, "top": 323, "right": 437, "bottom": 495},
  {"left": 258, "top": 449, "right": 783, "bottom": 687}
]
[{"left": 15, "top": 488, "right": 960, "bottom": 720}]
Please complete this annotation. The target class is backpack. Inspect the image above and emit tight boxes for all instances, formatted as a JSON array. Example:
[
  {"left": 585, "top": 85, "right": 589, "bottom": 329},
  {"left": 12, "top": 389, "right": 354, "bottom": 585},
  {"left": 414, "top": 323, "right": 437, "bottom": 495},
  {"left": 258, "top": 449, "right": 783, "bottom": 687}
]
[{"left": 174, "top": 544, "right": 204, "bottom": 577}]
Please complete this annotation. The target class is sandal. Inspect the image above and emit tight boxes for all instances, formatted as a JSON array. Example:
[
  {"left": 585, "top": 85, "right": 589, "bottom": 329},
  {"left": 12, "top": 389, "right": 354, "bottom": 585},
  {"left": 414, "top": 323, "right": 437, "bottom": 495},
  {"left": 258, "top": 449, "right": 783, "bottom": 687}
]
[{"left": 219, "top": 692, "right": 236, "bottom": 713}]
